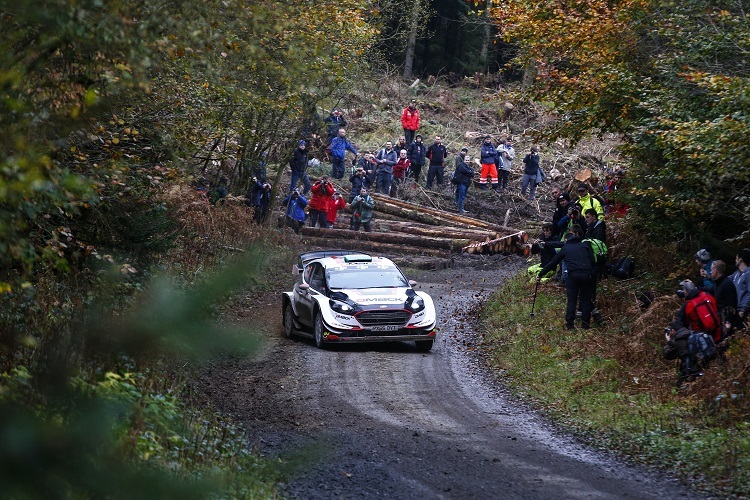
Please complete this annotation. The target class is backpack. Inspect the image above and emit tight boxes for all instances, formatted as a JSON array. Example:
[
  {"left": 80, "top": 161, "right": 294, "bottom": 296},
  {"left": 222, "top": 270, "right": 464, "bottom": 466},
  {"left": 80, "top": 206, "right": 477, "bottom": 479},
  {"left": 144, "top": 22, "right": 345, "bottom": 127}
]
[
  {"left": 692, "top": 297, "right": 721, "bottom": 336},
  {"left": 450, "top": 170, "right": 459, "bottom": 185},
  {"left": 611, "top": 256, "right": 635, "bottom": 279},
  {"left": 582, "top": 238, "right": 607, "bottom": 263},
  {"left": 687, "top": 330, "right": 718, "bottom": 367}
]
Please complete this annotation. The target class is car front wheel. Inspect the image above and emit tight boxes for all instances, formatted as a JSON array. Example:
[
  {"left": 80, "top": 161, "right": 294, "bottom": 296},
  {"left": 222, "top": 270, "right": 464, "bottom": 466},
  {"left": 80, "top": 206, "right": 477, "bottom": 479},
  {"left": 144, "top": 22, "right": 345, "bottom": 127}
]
[
  {"left": 415, "top": 339, "right": 434, "bottom": 352},
  {"left": 283, "top": 302, "right": 296, "bottom": 339},
  {"left": 314, "top": 310, "right": 326, "bottom": 349}
]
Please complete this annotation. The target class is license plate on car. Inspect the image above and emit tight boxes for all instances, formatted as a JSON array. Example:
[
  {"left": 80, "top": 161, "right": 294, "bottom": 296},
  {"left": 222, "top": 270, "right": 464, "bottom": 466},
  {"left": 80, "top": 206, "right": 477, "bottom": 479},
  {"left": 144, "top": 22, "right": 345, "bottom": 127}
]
[{"left": 369, "top": 325, "right": 401, "bottom": 331}]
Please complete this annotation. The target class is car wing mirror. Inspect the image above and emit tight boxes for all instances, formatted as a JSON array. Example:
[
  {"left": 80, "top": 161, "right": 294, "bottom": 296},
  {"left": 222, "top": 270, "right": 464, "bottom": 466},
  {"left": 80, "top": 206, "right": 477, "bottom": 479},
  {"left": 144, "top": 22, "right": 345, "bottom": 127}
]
[
  {"left": 408, "top": 280, "right": 417, "bottom": 287},
  {"left": 299, "top": 283, "right": 310, "bottom": 291}
]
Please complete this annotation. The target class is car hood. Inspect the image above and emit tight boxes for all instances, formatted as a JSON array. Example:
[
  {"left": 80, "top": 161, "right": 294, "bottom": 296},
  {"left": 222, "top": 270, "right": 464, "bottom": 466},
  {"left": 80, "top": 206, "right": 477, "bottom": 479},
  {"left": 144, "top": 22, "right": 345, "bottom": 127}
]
[{"left": 337, "top": 287, "right": 412, "bottom": 305}]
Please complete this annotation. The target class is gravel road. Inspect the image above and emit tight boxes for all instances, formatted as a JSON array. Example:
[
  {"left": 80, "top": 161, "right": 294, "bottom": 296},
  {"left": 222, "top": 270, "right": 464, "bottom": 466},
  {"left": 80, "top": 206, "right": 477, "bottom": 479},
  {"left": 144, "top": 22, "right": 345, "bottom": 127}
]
[{"left": 199, "top": 254, "right": 696, "bottom": 499}]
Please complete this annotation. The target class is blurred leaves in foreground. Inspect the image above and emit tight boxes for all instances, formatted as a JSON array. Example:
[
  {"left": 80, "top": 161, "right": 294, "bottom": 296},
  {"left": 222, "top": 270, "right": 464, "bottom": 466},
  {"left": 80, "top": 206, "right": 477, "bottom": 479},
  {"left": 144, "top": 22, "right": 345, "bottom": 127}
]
[{"left": 0, "top": 245, "right": 281, "bottom": 498}]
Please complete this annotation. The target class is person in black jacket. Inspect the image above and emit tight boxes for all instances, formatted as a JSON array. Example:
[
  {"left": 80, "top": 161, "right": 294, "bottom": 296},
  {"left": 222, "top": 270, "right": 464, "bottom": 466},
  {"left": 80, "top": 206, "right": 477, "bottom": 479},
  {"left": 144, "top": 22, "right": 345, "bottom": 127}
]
[
  {"left": 584, "top": 209, "right": 606, "bottom": 243},
  {"left": 289, "top": 140, "right": 311, "bottom": 194},
  {"left": 425, "top": 135, "right": 448, "bottom": 189},
  {"left": 710, "top": 259, "right": 739, "bottom": 340},
  {"left": 407, "top": 134, "right": 427, "bottom": 183},
  {"left": 324, "top": 108, "right": 347, "bottom": 145},
  {"left": 663, "top": 319, "right": 696, "bottom": 385},
  {"left": 538, "top": 227, "right": 596, "bottom": 329},
  {"left": 584, "top": 208, "right": 607, "bottom": 323},
  {"left": 531, "top": 223, "right": 561, "bottom": 270},
  {"left": 551, "top": 192, "right": 571, "bottom": 238},
  {"left": 521, "top": 145, "right": 540, "bottom": 201}
]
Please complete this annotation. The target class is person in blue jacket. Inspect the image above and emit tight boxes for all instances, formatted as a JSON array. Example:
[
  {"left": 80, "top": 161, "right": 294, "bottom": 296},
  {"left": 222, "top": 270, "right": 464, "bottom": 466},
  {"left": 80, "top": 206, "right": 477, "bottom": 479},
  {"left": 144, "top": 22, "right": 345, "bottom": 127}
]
[
  {"left": 329, "top": 128, "right": 358, "bottom": 180},
  {"left": 283, "top": 189, "right": 308, "bottom": 234}
]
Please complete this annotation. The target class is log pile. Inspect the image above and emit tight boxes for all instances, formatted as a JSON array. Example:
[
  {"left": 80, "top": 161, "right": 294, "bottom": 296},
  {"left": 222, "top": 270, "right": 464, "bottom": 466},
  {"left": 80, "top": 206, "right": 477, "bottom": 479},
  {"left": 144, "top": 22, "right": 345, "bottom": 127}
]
[
  {"left": 461, "top": 231, "right": 531, "bottom": 257},
  {"left": 297, "top": 193, "right": 527, "bottom": 258}
]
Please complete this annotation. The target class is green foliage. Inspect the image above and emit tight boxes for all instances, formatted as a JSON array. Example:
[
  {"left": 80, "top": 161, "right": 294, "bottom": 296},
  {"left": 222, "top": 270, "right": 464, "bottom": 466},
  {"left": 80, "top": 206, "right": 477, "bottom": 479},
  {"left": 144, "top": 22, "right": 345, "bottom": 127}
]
[
  {"left": 0, "top": 366, "right": 280, "bottom": 499},
  {"left": 496, "top": 0, "right": 750, "bottom": 243},
  {"left": 0, "top": 244, "right": 281, "bottom": 497}
]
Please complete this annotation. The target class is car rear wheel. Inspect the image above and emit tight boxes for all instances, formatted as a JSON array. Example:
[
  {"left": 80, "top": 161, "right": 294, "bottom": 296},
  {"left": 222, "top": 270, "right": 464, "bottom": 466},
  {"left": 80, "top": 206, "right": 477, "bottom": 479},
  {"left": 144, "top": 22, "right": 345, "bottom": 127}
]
[
  {"left": 314, "top": 310, "right": 325, "bottom": 349},
  {"left": 415, "top": 339, "right": 434, "bottom": 352},
  {"left": 283, "top": 302, "right": 296, "bottom": 339}
]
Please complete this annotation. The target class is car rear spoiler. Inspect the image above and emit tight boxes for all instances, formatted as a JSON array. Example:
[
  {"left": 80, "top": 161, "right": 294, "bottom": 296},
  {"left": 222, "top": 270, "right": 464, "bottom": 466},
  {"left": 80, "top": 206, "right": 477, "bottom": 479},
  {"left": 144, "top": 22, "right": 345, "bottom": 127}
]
[{"left": 292, "top": 250, "right": 371, "bottom": 275}]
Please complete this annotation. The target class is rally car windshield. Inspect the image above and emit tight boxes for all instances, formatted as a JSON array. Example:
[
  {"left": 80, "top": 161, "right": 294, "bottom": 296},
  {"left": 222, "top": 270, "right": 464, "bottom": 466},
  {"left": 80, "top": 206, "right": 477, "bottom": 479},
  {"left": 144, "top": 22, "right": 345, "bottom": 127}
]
[{"left": 327, "top": 267, "right": 409, "bottom": 290}]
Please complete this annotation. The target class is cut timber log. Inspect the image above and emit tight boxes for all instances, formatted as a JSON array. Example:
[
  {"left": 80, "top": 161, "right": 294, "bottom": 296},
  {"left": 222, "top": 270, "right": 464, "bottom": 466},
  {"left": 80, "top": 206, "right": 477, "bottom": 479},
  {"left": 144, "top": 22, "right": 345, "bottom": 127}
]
[
  {"left": 298, "top": 235, "right": 451, "bottom": 258},
  {"left": 371, "top": 193, "right": 514, "bottom": 232},
  {"left": 300, "top": 226, "right": 468, "bottom": 251},
  {"left": 372, "top": 220, "right": 495, "bottom": 241},
  {"left": 462, "top": 231, "right": 529, "bottom": 256},
  {"left": 372, "top": 201, "right": 449, "bottom": 226}
]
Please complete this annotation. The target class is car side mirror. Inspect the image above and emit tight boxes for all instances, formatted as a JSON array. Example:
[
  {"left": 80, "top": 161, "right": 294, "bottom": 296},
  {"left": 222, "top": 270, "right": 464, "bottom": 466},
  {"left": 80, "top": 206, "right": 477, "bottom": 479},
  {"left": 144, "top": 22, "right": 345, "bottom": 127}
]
[
  {"left": 408, "top": 280, "right": 417, "bottom": 287},
  {"left": 299, "top": 283, "right": 310, "bottom": 291}
]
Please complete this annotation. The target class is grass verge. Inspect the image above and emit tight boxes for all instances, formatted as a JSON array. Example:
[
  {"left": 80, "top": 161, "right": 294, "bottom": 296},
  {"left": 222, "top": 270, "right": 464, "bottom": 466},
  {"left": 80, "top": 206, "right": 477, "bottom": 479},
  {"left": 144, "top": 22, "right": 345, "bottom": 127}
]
[{"left": 481, "top": 273, "right": 750, "bottom": 496}]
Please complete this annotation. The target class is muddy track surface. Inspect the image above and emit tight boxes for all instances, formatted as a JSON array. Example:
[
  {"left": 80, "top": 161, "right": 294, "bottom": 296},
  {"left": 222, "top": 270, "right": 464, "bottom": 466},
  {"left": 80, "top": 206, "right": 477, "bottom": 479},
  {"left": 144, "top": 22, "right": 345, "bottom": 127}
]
[{"left": 198, "top": 254, "right": 696, "bottom": 499}]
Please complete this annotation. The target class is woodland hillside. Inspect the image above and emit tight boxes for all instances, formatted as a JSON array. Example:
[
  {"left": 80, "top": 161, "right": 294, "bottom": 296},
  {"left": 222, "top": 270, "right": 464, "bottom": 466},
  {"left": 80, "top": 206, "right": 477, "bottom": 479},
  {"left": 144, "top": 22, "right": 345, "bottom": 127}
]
[{"left": 1, "top": 0, "right": 749, "bottom": 496}]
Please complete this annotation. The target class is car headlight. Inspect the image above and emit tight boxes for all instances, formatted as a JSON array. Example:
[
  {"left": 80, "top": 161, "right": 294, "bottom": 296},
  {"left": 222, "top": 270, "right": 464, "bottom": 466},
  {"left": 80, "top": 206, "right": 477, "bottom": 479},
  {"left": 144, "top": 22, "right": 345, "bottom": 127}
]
[
  {"left": 407, "top": 296, "right": 425, "bottom": 312},
  {"left": 330, "top": 300, "right": 355, "bottom": 314}
]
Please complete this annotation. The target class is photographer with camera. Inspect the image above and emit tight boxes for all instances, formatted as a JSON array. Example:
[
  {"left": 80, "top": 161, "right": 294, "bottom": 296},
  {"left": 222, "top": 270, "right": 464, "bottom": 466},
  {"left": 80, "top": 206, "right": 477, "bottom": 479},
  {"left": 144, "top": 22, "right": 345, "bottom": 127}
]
[
  {"left": 555, "top": 199, "right": 588, "bottom": 238},
  {"left": 326, "top": 190, "right": 346, "bottom": 229},
  {"left": 663, "top": 320, "right": 698, "bottom": 386},
  {"left": 350, "top": 187, "right": 375, "bottom": 232},
  {"left": 309, "top": 176, "right": 335, "bottom": 228},
  {"left": 282, "top": 188, "right": 308, "bottom": 234}
]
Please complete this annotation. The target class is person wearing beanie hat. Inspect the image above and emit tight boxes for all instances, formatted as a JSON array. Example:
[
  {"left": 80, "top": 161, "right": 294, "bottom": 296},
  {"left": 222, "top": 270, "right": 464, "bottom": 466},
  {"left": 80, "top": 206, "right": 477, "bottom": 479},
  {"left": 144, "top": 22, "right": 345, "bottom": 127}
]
[
  {"left": 676, "top": 278, "right": 722, "bottom": 341},
  {"left": 551, "top": 192, "right": 571, "bottom": 238},
  {"left": 407, "top": 134, "right": 427, "bottom": 183},
  {"left": 289, "top": 139, "right": 311, "bottom": 194},
  {"left": 695, "top": 248, "right": 715, "bottom": 294},
  {"left": 454, "top": 145, "right": 469, "bottom": 171}
]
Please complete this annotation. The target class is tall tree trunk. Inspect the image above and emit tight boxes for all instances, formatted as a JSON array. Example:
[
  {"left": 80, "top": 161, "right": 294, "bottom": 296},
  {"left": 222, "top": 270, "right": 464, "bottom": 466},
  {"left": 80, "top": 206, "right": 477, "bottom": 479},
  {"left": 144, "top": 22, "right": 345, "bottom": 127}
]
[
  {"left": 480, "top": 8, "right": 491, "bottom": 72},
  {"left": 403, "top": 0, "right": 421, "bottom": 80}
]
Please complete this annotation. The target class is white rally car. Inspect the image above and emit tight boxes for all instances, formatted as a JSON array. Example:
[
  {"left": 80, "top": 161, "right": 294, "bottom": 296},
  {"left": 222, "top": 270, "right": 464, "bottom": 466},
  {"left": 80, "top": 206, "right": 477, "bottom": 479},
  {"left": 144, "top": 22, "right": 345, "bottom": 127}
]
[{"left": 281, "top": 250, "right": 437, "bottom": 351}]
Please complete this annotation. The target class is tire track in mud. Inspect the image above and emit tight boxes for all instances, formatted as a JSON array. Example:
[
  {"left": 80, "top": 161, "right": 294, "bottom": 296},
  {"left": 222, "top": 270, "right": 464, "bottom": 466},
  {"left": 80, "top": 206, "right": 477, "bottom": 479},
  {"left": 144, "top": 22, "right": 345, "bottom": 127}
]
[
  {"left": 272, "top": 256, "right": 696, "bottom": 499},
  {"left": 201, "top": 254, "right": 697, "bottom": 499}
]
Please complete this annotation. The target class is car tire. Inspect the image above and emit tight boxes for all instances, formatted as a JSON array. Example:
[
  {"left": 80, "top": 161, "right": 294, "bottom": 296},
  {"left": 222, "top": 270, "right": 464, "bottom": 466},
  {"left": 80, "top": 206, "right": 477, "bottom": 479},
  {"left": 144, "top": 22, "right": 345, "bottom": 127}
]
[
  {"left": 283, "top": 302, "right": 296, "bottom": 339},
  {"left": 314, "top": 310, "right": 326, "bottom": 349},
  {"left": 415, "top": 339, "right": 434, "bottom": 352}
]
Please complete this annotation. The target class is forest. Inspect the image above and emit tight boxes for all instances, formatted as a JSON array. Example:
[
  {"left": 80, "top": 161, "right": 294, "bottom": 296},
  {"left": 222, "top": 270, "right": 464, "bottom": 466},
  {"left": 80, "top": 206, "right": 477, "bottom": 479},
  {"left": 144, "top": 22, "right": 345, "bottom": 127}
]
[{"left": 1, "top": 0, "right": 749, "bottom": 496}]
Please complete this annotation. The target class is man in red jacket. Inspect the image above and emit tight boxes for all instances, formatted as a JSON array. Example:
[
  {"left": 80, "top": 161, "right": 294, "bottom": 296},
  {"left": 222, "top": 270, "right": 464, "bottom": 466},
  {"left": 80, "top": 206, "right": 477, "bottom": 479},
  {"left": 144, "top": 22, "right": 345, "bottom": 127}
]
[
  {"left": 401, "top": 100, "right": 420, "bottom": 145},
  {"left": 308, "top": 176, "right": 335, "bottom": 228}
]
